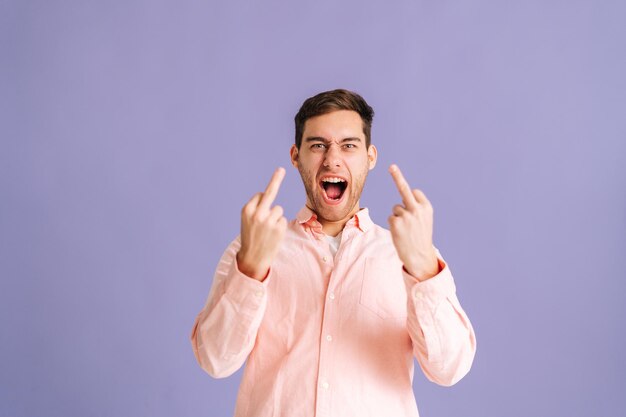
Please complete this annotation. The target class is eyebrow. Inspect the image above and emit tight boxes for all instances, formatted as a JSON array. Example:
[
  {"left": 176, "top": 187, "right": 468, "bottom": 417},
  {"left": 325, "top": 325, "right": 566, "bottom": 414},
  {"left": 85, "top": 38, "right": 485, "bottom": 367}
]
[{"left": 304, "top": 137, "right": 362, "bottom": 143}]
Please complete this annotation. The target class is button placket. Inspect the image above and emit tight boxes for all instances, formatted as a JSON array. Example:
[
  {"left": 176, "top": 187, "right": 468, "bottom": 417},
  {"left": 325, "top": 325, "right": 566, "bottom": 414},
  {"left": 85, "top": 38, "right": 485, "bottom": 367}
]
[{"left": 315, "top": 244, "right": 340, "bottom": 416}]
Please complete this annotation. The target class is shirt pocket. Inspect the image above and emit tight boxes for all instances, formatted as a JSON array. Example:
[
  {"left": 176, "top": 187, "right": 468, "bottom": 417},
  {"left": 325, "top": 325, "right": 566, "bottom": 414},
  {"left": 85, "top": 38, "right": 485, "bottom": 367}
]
[{"left": 359, "top": 257, "right": 408, "bottom": 320}]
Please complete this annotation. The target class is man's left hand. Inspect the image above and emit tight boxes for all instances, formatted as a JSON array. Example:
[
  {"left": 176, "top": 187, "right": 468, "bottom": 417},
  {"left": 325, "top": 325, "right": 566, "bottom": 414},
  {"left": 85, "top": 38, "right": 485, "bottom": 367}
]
[{"left": 388, "top": 164, "right": 439, "bottom": 282}]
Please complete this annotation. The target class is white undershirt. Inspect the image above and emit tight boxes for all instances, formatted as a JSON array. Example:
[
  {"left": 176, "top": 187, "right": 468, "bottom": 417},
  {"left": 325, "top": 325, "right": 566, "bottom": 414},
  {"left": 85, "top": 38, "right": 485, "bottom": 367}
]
[{"left": 324, "top": 232, "right": 343, "bottom": 257}]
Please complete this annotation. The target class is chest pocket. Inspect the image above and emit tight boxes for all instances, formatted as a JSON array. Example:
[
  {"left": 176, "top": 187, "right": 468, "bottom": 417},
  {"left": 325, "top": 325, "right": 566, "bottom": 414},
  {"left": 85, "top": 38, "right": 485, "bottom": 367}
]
[{"left": 359, "top": 257, "right": 408, "bottom": 320}]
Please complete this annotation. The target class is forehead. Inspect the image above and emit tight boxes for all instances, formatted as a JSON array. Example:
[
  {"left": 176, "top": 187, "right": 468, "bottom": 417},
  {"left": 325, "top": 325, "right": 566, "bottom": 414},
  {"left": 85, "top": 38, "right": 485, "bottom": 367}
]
[{"left": 302, "top": 110, "right": 365, "bottom": 140}]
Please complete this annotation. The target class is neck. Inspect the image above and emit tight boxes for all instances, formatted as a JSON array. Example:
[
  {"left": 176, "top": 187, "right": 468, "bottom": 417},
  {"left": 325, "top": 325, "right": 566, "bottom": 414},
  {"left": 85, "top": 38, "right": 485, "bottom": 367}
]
[
  {"left": 320, "top": 219, "right": 348, "bottom": 237},
  {"left": 313, "top": 203, "right": 361, "bottom": 237}
]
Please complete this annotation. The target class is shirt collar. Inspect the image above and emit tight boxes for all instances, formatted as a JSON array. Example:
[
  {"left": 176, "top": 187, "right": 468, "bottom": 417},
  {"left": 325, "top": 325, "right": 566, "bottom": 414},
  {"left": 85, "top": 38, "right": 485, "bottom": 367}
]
[{"left": 296, "top": 205, "right": 373, "bottom": 239}]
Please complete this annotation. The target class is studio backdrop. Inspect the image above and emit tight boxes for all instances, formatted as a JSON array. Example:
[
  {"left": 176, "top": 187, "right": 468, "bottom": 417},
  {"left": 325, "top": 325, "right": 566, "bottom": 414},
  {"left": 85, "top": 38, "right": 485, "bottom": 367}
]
[{"left": 1, "top": 1, "right": 624, "bottom": 416}]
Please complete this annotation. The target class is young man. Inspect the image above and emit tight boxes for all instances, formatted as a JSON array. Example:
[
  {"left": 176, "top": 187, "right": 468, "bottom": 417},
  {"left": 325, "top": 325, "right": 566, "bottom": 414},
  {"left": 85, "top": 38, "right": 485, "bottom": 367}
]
[{"left": 191, "top": 89, "right": 476, "bottom": 417}]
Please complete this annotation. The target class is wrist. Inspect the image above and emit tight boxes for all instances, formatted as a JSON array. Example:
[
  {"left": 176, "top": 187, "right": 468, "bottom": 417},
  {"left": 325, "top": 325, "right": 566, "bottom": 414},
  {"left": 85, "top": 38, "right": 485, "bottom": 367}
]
[
  {"left": 405, "top": 254, "right": 439, "bottom": 282},
  {"left": 236, "top": 251, "right": 269, "bottom": 282}
]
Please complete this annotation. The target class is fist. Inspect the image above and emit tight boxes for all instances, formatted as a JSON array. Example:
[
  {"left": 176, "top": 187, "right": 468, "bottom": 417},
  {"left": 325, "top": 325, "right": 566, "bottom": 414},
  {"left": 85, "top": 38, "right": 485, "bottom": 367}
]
[
  {"left": 388, "top": 164, "right": 439, "bottom": 281},
  {"left": 236, "top": 167, "right": 288, "bottom": 281}
]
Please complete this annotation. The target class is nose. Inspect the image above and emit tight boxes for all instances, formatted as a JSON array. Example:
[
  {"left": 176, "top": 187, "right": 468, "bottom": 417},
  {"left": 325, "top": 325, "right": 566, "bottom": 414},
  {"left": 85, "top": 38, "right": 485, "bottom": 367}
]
[{"left": 323, "top": 143, "right": 342, "bottom": 168}]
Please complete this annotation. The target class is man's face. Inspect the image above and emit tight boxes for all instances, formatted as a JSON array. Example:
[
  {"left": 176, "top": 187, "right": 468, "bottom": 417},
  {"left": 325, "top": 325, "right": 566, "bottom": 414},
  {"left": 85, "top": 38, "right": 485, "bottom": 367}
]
[{"left": 290, "top": 110, "right": 377, "bottom": 225}]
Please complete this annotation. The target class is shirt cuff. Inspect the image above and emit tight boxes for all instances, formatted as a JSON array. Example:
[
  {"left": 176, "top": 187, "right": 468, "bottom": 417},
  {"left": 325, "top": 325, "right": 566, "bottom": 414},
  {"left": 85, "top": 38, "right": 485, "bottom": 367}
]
[
  {"left": 402, "top": 258, "right": 456, "bottom": 307},
  {"left": 223, "top": 258, "right": 272, "bottom": 307}
]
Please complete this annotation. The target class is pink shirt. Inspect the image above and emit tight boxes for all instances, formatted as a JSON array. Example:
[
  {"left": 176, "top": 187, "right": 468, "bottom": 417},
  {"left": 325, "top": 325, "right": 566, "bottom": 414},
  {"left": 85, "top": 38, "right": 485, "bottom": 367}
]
[{"left": 191, "top": 207, "right": 476, "bottom": 417}]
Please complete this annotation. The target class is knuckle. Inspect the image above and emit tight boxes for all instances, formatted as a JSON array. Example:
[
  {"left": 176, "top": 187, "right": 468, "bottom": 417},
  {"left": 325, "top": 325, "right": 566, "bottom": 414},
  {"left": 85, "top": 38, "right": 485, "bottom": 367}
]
[{"left": 242, "top": 204, "right": 254, "bottom": 216}]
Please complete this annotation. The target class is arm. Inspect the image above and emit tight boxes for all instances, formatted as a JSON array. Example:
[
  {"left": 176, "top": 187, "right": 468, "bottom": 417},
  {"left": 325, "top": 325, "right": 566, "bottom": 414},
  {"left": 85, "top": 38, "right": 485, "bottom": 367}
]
[
  {"left": 403, "top": 253, "right": 476, "bottom": 386},
  {"left": 190, "top": 238, "right": 271, "bottom": 378},
  {"left": 190, "top": 168, "right": 287, "bottom": 378},
  {"left": 388, "top": 164, "right": 476, "bottom": 385}
]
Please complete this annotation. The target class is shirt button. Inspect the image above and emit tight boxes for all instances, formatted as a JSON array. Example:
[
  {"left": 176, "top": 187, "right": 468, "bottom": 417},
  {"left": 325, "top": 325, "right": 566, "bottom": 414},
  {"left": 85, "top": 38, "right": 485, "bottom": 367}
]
[
  {"left": 321, "top": 381, "right": 329, "bottom": 389},
  {"left": 326, "top": 335, "right": 333, "bottom": 342},
  {"left": 329, "top": 292, "right": 335, "bottom": 300},
  {"left": 322, "top": 256, "right": 328, "bottom": 263},
  {"left": 255, "top": 290, "right": 264, "bottom": 298},
  {"left": 414, "top": 290, "right": 424, "bottom": 300}
]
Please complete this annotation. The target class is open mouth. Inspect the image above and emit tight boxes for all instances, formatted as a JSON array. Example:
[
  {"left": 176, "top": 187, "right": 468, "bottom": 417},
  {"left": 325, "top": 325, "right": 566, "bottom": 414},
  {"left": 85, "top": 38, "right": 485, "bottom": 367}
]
[{"left": 320, "top": 177, "right": 348, "bottom": 201}]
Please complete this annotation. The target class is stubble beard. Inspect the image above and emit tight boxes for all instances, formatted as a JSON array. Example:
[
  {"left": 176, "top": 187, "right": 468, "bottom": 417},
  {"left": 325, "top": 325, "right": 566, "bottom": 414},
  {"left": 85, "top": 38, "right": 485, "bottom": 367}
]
[{"left": 298, "top": 166, "right": 369, "bottom": 223}]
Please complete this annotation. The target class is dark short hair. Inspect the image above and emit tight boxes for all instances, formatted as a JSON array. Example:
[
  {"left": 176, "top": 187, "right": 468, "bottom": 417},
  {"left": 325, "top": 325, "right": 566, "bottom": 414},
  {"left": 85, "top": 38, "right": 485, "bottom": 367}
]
[{"left": 294, "top": 89, "right": 374, "bottom": 149}]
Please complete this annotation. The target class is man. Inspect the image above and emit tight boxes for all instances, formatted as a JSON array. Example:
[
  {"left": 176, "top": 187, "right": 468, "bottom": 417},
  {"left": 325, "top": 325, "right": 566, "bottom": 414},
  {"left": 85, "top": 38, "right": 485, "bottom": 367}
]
[{"left": 191, "top": 89, "right": 476, "bottom": 417}]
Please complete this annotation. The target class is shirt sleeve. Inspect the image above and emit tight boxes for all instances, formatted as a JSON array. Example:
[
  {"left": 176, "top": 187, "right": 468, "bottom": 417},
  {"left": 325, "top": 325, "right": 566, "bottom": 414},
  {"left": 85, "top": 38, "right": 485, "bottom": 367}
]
[
  {"left": 403, "top": 249, "right": 477, "bottom": 386},
  {"left": 190, "top": 237, "right": 271, "bottom": 378}
]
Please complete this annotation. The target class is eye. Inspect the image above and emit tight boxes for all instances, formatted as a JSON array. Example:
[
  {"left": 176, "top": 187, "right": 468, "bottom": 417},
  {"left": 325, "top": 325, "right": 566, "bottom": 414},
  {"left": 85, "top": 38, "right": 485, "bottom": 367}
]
[
  {"left": 344, "top": 143, "right": 357, "bottom": 149},
  {"left": 311, "top": 143, "right": 326, "bottom": 150}
]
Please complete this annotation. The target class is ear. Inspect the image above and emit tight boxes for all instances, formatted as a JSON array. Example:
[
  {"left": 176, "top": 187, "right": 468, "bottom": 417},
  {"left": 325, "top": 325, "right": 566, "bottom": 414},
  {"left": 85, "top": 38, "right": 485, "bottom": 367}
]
[
  {"left": 290, "top": 144, "right": 299, "bottom": 168},
  {"left": 367, "top": 144, "right": 378, "bottom": 170}
]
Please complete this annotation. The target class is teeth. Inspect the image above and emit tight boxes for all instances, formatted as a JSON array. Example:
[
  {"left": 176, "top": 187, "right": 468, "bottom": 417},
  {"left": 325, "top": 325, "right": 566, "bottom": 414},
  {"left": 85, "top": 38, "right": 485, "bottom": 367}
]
[{"left": 321, "top": 177, "right": 346, "bottom": 183}]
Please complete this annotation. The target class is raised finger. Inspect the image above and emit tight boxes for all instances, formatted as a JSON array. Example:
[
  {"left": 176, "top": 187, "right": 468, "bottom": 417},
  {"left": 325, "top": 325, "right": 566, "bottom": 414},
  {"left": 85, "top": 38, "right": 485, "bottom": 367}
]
[
  {"left": 389, "top": 164, "right": 417, "bottom": 209},
  {"left": 259, "top": 167, "right": 286, "bottom": 209}
]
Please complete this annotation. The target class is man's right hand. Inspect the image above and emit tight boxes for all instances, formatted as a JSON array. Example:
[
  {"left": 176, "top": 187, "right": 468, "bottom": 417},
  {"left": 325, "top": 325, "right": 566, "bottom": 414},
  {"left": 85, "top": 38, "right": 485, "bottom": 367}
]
[{"left": 236, "top": 167, "right": 288, "bottom": 281}]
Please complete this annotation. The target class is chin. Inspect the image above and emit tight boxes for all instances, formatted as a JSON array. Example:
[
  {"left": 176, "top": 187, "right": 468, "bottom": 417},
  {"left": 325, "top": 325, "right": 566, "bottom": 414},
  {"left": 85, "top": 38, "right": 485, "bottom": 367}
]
[{"left": 314, "top": 199, "right": 357, "bottom": 222}]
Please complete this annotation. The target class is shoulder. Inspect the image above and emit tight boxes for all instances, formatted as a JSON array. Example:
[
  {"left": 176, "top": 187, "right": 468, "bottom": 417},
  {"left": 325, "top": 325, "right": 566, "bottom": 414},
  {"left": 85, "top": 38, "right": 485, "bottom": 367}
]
[
  {"left": 359, "top": 223, "right": 401, "bottom": 262},
  {"left": 367, "top": 221, "right": 393, "bottom": 243}
]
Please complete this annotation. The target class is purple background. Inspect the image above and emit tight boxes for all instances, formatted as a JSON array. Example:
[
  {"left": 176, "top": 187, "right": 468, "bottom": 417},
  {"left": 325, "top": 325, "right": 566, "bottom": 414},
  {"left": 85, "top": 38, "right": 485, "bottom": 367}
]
[{"left": 1, "top": 1, "right": 625, "bottom": 416}]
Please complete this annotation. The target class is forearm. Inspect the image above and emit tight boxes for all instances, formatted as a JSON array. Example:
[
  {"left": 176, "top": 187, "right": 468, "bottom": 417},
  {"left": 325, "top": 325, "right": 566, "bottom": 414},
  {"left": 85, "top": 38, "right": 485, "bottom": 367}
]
[
  {"left": 404, "top": 258, "right": 476, "bottom": 386},
  {"left": 190, "top": 238, "right": 269, "bottom": 378}
]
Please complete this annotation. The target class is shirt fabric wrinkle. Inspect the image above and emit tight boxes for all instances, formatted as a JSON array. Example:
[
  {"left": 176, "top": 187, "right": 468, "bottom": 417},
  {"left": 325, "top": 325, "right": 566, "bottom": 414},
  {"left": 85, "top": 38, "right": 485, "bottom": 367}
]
[{"left": 191, "top": 206, "right": 476, "bottom": 417}]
